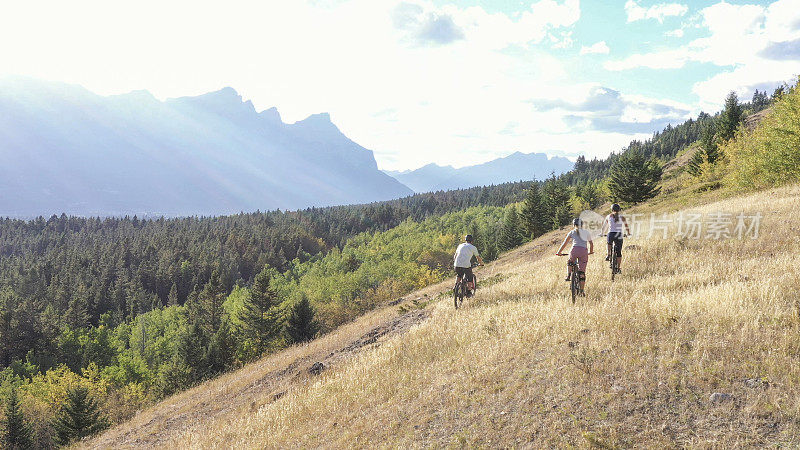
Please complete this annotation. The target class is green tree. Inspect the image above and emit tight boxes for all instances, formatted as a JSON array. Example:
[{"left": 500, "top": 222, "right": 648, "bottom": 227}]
[
  {"left": 717, "top": 91, "right": 743, "bottom": 142},
  {"left": 540, "top": 174, "right": 571, "bottom": 230},
  {"left": 3, "top": 386, "right": 33, "bottom": 450},
  {"left": 285, "top": 295, "right": 319, "bottom": 344},
  {"left": 519, "top": 182, "right": 549, "bottom": 238},
  {"left": 686, "top": 147, "right": 705, "bottom": 177},
  {"left": 498, "top": 207, "right": 523, "bottom": 252},
  {"left": 52, "top": 386, "right": 108, "bottom": 446},
  {"left": 167, "top": 283, "right": 179, "bottom": 306},
  {"left": 198, "top": 271, "right": 226, "bottom": 333},
  {"left": 608, "top": 150, "right": 662, "bottom": 204},
  {"left": 688, "top": 120, "right": 720, "bottom": 177},
  {"left": 206, "top": 318, "right": 237, "bottom": 374},
  {"left": 237, "top": 267, "right": 282, "bottom": 355}
]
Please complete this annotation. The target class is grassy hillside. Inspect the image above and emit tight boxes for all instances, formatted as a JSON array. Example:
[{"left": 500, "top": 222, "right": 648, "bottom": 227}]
[{"left": 84, "top": 181, "right": 800, "bottom": 448}]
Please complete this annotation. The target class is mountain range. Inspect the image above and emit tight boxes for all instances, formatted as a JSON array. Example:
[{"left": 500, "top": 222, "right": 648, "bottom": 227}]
[
  {"left": 0, "top": 77, "right": 413, "bottom": 217},
  {"left": 385, "top": 151, "right": 574, "bottom": 193}
]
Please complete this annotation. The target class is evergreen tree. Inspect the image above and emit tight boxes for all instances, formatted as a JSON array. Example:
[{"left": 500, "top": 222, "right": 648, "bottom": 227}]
[
  {"left": 167, "top": 283, "right": 179, "bottom": 306},
  {"left": 498, "top": 207, "right": 523, "bottom": 252},
  {"left": 688, "top": 120, "right": 720, "bottom": 177},
  {"left": 205, "top": 318, "right": 237, "bottom": 374},
  {"left": 519, "top": 182, "right": 549, "bottom": 238},
  {"left": 540, "top": 174, "right": 571, "bottom": 230},
  {"left": 237, "top": 266, "right": 282, "bottom": 356},
  {"left": 285, "top": 295, "right": 319, "bottom": 344},
  {"left": 751, "top": 89, "right": 770, "bottom": 112},
  {"left": 175, "top": 322, "right": 209, "bottom": 383},
  {"left": 717, "top": 91, "right": 743, "bottom": 142},
  {"left": 686, "top": 147, "right": 705, "bottom": 177},
  {"left": 700, "top": 119, "right": 720, "bottom": 164},
  {"left": 3, "top": 387, "right": 32, "bottom": 450},
  {"left": 608, "top": 150, "right": 662, "bottom": 204},
  {"left": 198, "top": 271, "right": 226, "bottom": 333},
  {"left": 52, "top": 386, "right": 108, "bottom": 446}
]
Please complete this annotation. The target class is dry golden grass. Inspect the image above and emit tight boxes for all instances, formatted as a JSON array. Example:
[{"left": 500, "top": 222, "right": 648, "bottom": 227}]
[{"left": 86, "top": 184, "right": 800, "bottom": 448}]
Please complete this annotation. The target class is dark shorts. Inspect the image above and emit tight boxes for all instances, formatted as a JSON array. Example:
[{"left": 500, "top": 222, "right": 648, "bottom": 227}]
[
  {"left": 607, "top": 232, "right": 623, "bottom": 256},
  {"left": 455, "top": 267, "right": 474, "bottom": 283}
]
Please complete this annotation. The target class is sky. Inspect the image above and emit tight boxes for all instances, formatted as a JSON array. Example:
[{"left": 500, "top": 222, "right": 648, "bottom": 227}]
[{"left": 1, "top": 0, "right": 799, "bottom": 170}]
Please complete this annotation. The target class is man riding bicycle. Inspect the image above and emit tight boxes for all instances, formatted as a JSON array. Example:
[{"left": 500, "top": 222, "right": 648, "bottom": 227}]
[
  {"left": 600, "top": 203, "right": 631, "bottom": 274},
  {"left": 454, "top": 234, "right": 484, "bottom": 297}
]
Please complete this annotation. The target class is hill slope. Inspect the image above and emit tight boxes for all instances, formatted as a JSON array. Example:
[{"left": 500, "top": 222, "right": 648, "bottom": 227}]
[
  {"left": 0, "top": 77, "right": 412, "bottom": 217},
  {"left": 84, "top": 183, "right": 800, "bottom": 447},
  {"left": 387, "top": 151, "right": 573, "bottom": 193}
]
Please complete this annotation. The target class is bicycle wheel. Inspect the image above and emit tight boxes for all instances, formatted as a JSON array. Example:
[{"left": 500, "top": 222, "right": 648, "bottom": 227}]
[
  {"left": 453, "top": 280, "right": 461, "bottom": 309},
  {"left": 571, "top": 263, "right": 579, "bottom": 304},
  {"left": 611, "top": 242, "right": 617, "bottom": 281}
]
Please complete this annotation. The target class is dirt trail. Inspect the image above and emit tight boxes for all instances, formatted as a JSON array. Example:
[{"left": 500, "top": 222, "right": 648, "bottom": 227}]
[{"left": 83, "top": 240, "right": 550, "bottom": 449}]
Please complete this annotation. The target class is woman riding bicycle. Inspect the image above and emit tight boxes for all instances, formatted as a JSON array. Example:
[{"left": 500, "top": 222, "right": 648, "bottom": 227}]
[
  {"left": 600, "top": 203, "right": 630, "bottom": 274},
  {"left": 556, "top": 218, "right": 594, "bottom": 294}
]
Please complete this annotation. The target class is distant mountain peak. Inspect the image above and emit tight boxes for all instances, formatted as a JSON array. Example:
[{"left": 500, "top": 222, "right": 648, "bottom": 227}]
[
  {"left": 260, "top": 106, "right": 283, "bottom": 124},
  {"left": 294, "top": 112, "right": 339, "bottom": 133},
  {"left": 297, "top": 112, "right": 332, "bottom": 124},
  {"left": 387, "top": 151, "right": 573, "bottom": 193},
  {"left": 167, "top": 87, "right": 256, "bottom": 115}
]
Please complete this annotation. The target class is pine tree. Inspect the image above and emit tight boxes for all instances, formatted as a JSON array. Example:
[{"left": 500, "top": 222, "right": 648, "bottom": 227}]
[
  {"left": 687, "top": 120, "right": 720, "bottom": 177},
  {"left": 608, "top": 150, "right": 662, "bottom": 204},
  {"left": 3, "top": 387, "right": 33, "bottom": 450},
  {"left": 52, "top": 386, "right": 108, "bottom": 446},
  {"left": 237, "top": 266, "right": 282, "bottom": 355},
  {"left": 540, "top": 174, "right": 571, "bottom": 230},
  {"left": 167, "top": 283, "right": 179, "bottom": 306},
  {"left": 64, "top": 296, "right": 90, "bottom": 329},
  {"left": 686, "top": 147, "right": 705, "bottom": 177},
  {"left": 498, "top": 207, "right": 523, "bottom": 252},
  {"left": 700, "top": 120, "right": 720, "bottom": 164},
  {"left": 175, "top": 322, "right": 209, "bottom": 383},
  {"left": 198, "top": 271, "right": 226, "bottom": 333},
  {"left": 717, "top": 91, "right": 743, "bottom": 142},
  {"left": 519, "top": 183, "right": 549, "bottom": 238},
  {"left": 286, "top": 295, "right": 319, "bottom": 344},
  {"left": 205, "top": 318, "right": 237, "bottom": 374}
]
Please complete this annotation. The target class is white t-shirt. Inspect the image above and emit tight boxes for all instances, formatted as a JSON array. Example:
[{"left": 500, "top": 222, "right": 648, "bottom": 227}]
[
  {"left": 453, "top": 242, "right": 480, "bottom": 268},
  {"left": 607, "top": 214, "right": 623, "bottom": 233}
]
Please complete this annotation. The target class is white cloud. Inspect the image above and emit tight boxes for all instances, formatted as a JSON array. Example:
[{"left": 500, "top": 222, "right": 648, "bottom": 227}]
[
  {"left": 625, "top": 0, "right": 688, "bottom": 23},
  {"left": 607, "top": 0, "right": 800, "bottom": 110},
  {"left": 604, "top": 48, "right": 690, "bottom": 70},
  {"left": 580, "top": 41, "right": 610, "bottom": 55},
  {"left": 665, "top": 28, "right": 684, "bottom": 38}
]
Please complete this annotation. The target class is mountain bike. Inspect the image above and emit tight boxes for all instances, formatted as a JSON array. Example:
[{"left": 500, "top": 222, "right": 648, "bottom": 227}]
[
  {"left": 557, "top": 253, "right": 582, "bottom": 304},
  {"left": 454, "top": 263, "right": 480, "bottom": 309},
  {"left": 603, "top": 234, "right": 624, "bottom": 281}
]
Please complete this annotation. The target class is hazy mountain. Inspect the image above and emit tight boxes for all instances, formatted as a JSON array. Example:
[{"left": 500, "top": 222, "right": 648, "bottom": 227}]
[
  {"left": 386, "top": 151, "right": 574, "bottom": 193},
  {"left": 384, "top": 163, "right": 458, "bottom": 192},
  {"left": 0, "top": 77, "right": 413, "bottom": 217}
]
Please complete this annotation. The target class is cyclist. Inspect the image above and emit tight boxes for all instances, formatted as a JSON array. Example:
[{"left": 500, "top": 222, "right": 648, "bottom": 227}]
[
  {"left": 454, "top": 234, "right": 484, "bottom": 297},
  {"left": 556, "top": 218, "right": 594, "bottom": 294},
  {"left": 600, "top": 203, "right": 630, "bottom": 274}
]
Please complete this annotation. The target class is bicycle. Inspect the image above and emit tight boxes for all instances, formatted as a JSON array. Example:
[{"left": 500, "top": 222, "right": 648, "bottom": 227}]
[
  {"left": 557, "top": 253, "right": 582, "bottom": 304},
  {"left": 602, "top": 234, "right": 624, "bottom": 281},
  {"left": 453, "top": 263, "right": 481, "bottom": 309}
]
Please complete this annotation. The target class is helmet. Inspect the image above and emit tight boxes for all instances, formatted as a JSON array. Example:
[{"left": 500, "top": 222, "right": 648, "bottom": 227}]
[
  {"left": 464, "top": 234, "right": 473, "bottom": 242},
  {"left": 572, "top": 218, "right": 582, "bottom": 227},
  {"left": 611, "top": 203, "right": 621, "bottom": 212}
]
